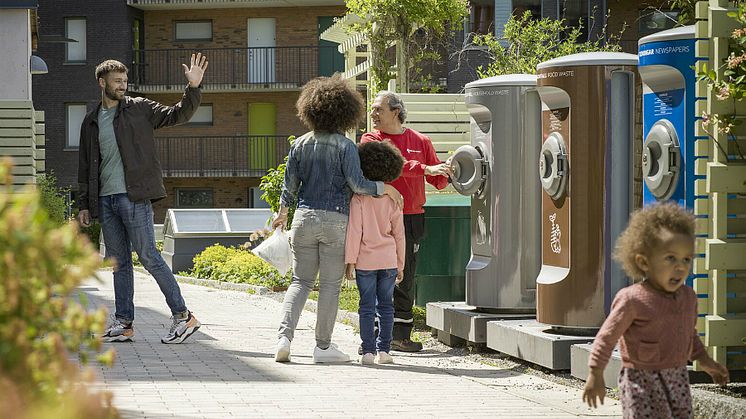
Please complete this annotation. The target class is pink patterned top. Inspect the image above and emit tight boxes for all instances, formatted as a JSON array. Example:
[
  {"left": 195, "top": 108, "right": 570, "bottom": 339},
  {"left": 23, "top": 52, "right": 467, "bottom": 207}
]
[{"left": 589, "top": 282, "right": 706, "bottom": 371}]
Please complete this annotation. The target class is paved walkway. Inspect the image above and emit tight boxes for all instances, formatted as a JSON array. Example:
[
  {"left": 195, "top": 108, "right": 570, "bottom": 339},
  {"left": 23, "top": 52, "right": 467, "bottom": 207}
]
[{"left": 84, "top": 270, "right": 622, "bottom": 418}]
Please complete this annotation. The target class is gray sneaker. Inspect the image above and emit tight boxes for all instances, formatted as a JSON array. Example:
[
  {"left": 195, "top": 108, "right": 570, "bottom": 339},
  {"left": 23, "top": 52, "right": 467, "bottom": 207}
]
[
  {"left": 161, "top": 312, "right": 201, "bottom": 344},
  {"left": 102, "top": 316, "right": 134, "bottom": 342}
]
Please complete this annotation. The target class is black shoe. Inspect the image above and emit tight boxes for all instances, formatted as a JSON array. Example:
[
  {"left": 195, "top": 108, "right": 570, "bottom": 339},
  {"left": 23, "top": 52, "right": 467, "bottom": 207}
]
[{"left": 391, "top": 339, "right": 422, "bottom": 352}]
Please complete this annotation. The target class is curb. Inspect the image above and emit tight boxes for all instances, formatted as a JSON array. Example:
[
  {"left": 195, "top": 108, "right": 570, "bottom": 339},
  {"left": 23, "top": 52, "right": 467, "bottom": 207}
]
[
  {"left": 133, "top": 266, "right": 271, "bottom": 295},
  {"left": 692, "top": 387, "right": 746, "bottom": 419}
]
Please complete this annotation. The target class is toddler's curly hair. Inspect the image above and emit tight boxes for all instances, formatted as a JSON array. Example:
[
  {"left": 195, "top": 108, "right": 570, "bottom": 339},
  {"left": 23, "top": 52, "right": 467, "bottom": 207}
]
[
  {"left": 613, "top": 202, "right": 695, "bottom": 280},
  {"left": 296, "top": 74, "right": 365, "bottom": 134},
  {"left": 358, "top": 141, "right": 405, "bottom": 183}
]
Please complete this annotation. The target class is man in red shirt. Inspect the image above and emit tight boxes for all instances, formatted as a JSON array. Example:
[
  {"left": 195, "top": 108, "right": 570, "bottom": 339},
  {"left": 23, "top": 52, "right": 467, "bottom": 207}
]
[{"left": 361, "top": 91, "right": 452, "bottom": 352}]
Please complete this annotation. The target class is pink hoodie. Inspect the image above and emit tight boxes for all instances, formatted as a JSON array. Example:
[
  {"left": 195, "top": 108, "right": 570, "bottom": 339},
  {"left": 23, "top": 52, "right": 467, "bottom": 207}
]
[{"left": 344, "top": 194, "right": 405, "bottom": 272}]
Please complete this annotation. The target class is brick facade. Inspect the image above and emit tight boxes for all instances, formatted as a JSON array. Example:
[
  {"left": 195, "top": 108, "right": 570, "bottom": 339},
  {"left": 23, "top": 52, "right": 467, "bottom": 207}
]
[
  {"left": 33, "top": 0, "right": 140, "bottom": 190},
  {"left": 33, "top": 0, "right": 339, "bottom": 220},
  {"left": 154, "top": 177, "right": 262, "bottom": 222},
  {"left": 147, "top": 91, "right": 306, "bottom": 138}
]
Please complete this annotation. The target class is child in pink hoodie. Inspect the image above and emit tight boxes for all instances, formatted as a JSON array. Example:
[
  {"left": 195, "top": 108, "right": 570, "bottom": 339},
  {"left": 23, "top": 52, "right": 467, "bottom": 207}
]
[
  {"left": 583, "top": 202, "right": 729, "bottom": 417},
  {"left": 345, "top": 141, "right": 405, "bottom": 365}
]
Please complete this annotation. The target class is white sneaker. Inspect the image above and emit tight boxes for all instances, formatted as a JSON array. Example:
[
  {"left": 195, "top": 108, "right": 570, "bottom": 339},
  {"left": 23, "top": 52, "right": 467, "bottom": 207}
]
[
  {"left": 275, "top": 336, "right": 291, "bottom": 362},
  {"left": 313, "top": 343, "right": 350, "bottom": 363},
  {"left": 360, "top": 353, "right": 375, "bottom": 365},
  {"left": 375, "top": 351, "right": 394, "bottom": 364}
]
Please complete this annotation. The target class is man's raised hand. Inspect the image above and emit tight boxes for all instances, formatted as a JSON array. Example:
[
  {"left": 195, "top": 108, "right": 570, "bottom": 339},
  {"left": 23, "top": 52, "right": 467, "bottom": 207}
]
[{"left": 183, "top": 52, "right": 208, "bottom": 88}]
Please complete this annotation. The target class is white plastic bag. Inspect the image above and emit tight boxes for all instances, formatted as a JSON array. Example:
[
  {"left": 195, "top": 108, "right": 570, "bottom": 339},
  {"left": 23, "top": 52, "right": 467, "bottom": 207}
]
[{"left": 252, "top": 228, "right": 292, "bottom": 276}]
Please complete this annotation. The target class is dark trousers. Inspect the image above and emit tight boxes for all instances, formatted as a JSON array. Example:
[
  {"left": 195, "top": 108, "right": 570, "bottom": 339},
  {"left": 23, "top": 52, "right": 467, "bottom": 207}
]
[{"left": 392, "top": 213, "right": 425, "bottom": 340}]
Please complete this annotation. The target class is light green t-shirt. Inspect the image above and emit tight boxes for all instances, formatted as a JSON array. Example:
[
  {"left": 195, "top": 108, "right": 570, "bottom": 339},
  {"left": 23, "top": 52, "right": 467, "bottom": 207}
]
[{"left": 98, "top": 106, "right": 128, "bottom": 197}]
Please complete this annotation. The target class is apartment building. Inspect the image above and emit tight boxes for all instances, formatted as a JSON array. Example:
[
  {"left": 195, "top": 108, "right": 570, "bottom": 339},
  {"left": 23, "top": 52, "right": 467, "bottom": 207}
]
[{"left": 34, "top": 0, "right": 345, "bottom": 222}]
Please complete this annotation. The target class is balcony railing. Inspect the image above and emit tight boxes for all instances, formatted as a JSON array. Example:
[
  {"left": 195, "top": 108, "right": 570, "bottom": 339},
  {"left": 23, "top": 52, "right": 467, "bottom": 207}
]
[
  {"left": 131, "top": 46, "right": 344, "bottom": 92},
  {"left": 156, "top": 135, "right": 291, "bottom": 177}
]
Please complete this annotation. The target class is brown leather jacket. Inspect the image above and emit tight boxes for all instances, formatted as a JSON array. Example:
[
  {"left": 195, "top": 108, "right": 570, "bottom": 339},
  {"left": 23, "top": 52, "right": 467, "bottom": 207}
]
[{"left": 77, "top": 85, "right": 201, "bottom": 218}]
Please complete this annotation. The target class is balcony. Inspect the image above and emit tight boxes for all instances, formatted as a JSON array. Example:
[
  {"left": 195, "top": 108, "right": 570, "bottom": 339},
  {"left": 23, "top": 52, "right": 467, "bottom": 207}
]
[
  {"left": 130, "top": 46, "right": 344, "bottom": 93},
  {"left": 156, "top": 135, "right": 290, "bottom": 177}
]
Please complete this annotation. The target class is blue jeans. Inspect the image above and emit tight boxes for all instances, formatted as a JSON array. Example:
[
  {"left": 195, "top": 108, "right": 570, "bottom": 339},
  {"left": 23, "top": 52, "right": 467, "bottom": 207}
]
[
  {"left": 356, "top": 268, "right": 397, "bottom": 354},
  {"left": 99, "top": 193, "right": 187, "bottom": 323},
  {"left": 278, "top": 209, "right": 348, "bottom": 349}
]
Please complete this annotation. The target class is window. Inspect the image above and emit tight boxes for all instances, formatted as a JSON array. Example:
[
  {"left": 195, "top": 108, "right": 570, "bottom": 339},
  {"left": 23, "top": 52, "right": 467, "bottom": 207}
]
[
  {"left": 562, "top": 0, "right": 590, "bottom": 40},
  {"left": 468, "top": 0, "right": 495, "bottom": 35},
  {"left": 249, "top": 187, "right": 270, "bottom": 208},
  {"left": 66, "top": 103, "right": 87, "bottom": 149},
  {"left": 175, "top": 188, "right": 214, "bottom": 208},
  {"left": 65, "top": 18, "right": 86, "bottom": 62},
  {"left": 187, "top": 105, "right": 213, "bottom": 125},
  {"left": 175, "top": 21, "right": 212, "bottom": 41},
  {"left": 512, "top": 0, "right": 541, "bottom": 19},
  {"left": 639, "top": 9, "right": 679, "bottom": 35}
]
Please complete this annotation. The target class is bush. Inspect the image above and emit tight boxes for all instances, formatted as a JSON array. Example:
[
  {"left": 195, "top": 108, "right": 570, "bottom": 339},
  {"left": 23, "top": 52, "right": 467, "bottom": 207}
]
[
  {"left": 190, "top": 244, "right": 292, "bottom": 289},
  {"left": 0, "top": 159, "right": 116, "bottom": 418},
  {"left": 37, "top": 172, "right": 70, "bottom": 226},
  {"left": 259, "top": 136, "right": 296, "bottom": 228}
]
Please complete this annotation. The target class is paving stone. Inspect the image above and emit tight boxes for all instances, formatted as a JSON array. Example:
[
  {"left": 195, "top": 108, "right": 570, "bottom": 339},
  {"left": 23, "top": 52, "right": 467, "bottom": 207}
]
[{"left": 84, "top": 270, "right": 622, "bottom": 418}]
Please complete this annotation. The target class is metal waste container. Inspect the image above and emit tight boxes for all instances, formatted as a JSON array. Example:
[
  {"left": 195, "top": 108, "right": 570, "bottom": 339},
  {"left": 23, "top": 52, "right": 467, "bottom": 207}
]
[
  {"left": 449, "top": 74, "right": 541, "bottom": 311},
  {"left": 638, "top": 25, "right": 697, "bottom": 208},
  {"left": 535, "top": 52, "right": 640, "bottom": 329}
]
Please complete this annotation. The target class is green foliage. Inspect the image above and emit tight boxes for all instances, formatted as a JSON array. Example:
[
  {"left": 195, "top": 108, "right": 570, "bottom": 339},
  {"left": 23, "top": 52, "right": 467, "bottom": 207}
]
[
  {"left": 698, "top": 2, "right": 746, "bottom": 155},
  {"left": 666, "top": 0, "right": 698, "bottom": 24},
  {"left": 190, "top": 244, "right": 292, "bottom": 289},
  {"left": 475, "top": 11, "right": 623, "bottom": 78},
  {"left": 37, "top": 172, "right": 69, "bottom": 226},
  {"left": 0, "top": 159, "right": 116, "bottom": 418},
  {"left": 260, "top": 136, "right": 296, "bottom": 228},
  {"left": 346, "top": 0, "right": 468, "bottom": 92}
]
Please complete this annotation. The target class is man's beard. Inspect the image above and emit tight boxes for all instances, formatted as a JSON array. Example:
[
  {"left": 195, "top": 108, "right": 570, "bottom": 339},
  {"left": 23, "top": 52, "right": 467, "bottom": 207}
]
[{"left": 104, "top": 85, "right": 124, "bottom": 101}]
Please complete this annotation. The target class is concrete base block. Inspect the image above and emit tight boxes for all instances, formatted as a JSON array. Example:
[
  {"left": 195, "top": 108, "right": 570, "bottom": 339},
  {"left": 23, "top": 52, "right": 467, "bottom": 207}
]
[
  {"left": 571, "top": 343, "right": 622, "bottom": 387},
  {"left": 437, "top": 329, "right": 466, "bottom": 347},
  {"left": 426, "top": 301, "right": 534, "bottom": 344},
  {"left": 486, "top": 319, "right": 594, "bottom": 370}
]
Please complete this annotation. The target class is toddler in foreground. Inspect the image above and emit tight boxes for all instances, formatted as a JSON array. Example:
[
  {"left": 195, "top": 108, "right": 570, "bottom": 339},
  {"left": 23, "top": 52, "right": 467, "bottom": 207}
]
[{"left": 583, "top": 202, "right": 729, "bottom": 417}]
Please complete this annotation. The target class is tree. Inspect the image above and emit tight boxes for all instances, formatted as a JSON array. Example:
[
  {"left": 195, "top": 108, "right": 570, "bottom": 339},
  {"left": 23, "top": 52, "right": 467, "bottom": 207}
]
[
  {"left": 474, "top": 11, "right": 623, "bottom": 78},
  {"left": 346, "top": 0, "right": 468, "bottom": 92}
]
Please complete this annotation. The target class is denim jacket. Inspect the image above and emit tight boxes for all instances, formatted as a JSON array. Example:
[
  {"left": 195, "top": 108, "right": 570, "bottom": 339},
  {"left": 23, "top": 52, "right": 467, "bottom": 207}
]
[{"left": 280, "top": 131, "right": 383, "bottom": 215}]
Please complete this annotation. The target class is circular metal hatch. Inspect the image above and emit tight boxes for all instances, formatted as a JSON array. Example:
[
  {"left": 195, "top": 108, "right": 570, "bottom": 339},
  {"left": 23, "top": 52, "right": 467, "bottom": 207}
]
[
  {"left": 538, "top": 132, "right": 568, "bottom": 200},
  {"left": 450, "top": 144, "right": 488, "bottom": 196},
  {"left": 642, "top": 120, "right": 681, "bottom": 200}
]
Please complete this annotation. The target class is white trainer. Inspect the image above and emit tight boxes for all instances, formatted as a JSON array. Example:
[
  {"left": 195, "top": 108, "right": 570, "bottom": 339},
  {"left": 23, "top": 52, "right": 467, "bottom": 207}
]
[
  {"left": 275, "top": 336, "right": 291, "bottom": 362},
  {"left": 360, "top": 353, "right": 375, "bottom": 365},
  {"left": 313, "top": 343, "right": 350, "bottom": 363},
  {"left": 375, "top": 351, "right": 394, "bottom": 364}
]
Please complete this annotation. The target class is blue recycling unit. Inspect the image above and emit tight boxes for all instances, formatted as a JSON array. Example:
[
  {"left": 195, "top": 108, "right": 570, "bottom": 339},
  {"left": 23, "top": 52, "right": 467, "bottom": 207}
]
[{"left": 638, "top": 26, "right": 701, "bottom": 209}]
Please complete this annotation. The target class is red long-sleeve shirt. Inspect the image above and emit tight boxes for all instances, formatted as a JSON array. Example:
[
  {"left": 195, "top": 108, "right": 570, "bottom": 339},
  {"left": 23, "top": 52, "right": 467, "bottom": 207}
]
[{"left": 361, "top": 129, "right": 448, "bottom": 215}]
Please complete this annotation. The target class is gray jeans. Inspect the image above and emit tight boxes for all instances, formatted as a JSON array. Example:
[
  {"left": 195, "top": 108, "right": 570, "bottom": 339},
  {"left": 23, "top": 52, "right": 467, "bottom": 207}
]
[{"left": 277, "top": 208, "right": 347, "bottom": 348}]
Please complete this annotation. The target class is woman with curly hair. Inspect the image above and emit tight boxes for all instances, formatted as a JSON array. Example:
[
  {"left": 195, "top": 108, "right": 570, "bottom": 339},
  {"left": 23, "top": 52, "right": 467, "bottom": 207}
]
[
  {"left": 344, "top": 141, "right": 406, "bottom": 365},
  {"left": 582, "top": 202, "right": 728, "bottom": 417},
  {"left": 271, "top": 75, "right": 402, "bottom": 364}
]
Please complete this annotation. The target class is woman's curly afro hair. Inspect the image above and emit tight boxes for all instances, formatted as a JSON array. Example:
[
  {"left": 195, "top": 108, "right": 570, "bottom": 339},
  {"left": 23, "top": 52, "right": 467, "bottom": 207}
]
[
  {"left": 357, "top": 141, "right": 405, "bottom": 183},
  {"left": 296, "top": 74, "right": 365, "bottom": 134},
  {"left": 613, "top": 202, "right": 695, "bottom": 280}
]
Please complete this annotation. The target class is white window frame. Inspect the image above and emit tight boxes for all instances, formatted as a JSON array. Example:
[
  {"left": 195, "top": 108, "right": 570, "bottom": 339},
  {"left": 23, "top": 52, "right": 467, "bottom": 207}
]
[
  {"left": 66, "top": 103, "right": 87, "bottom": 149},
  {"left": 65, "top": 17, "right": 87, "bottom": 62},
  {"left": 175, "top": 21, "right": 213, "bottom": 42},
  {"left": 187, "top": 104, "right": 213, "bottom": 126}
]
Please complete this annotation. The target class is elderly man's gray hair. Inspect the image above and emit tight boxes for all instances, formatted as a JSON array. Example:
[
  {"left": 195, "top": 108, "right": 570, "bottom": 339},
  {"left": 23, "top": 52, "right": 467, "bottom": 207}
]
[{"left": 375, "top": 90, "right": 407, "bottom": 123}]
